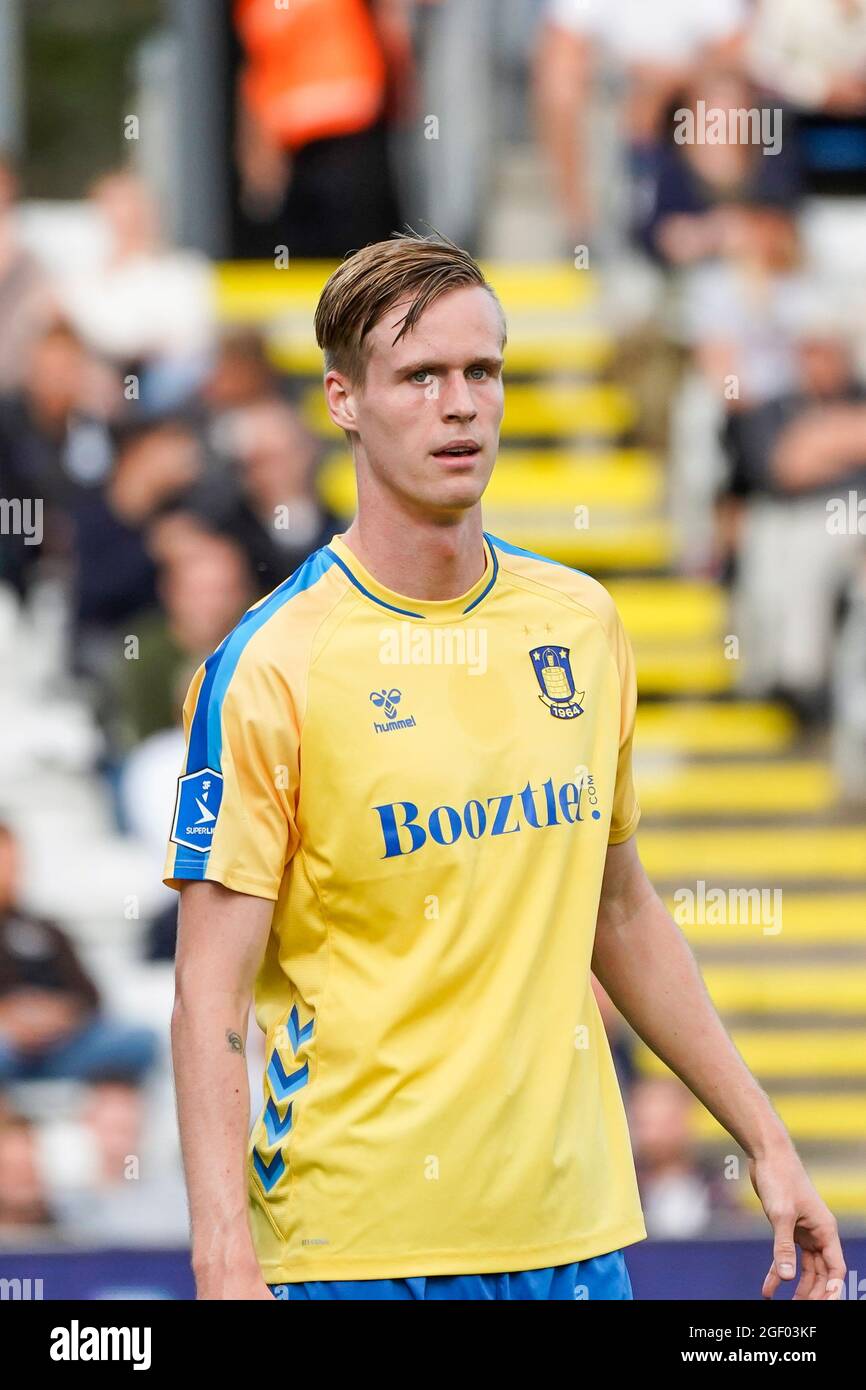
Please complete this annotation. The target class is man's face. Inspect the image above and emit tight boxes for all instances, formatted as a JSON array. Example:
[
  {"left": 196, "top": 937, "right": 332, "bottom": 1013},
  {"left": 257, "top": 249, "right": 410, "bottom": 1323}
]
[{"left": 328, "top": 284, "right": 505, "bottom": 518}]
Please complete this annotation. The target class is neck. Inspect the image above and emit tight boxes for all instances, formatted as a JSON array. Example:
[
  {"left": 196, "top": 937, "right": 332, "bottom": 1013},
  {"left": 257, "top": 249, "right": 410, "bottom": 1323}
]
[{"left": 341, "top": 500, "right": 486, "bottom": 602}]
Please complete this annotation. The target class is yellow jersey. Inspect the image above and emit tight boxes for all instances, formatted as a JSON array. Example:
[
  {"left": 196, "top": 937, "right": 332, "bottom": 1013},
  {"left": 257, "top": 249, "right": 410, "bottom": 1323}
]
[{"left": 164, "top": 530, "right": 646, "bottom": 1281}]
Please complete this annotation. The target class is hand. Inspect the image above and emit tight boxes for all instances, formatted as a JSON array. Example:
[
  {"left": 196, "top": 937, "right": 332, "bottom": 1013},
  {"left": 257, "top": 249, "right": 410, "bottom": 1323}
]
[
  {"left": 0, "top": 991, "right": 83, "bottom": 1052},
  {"left": 749, "top": 1145, "right": 846, "bottom": 1299},
  {"left": 194, "top": 1245, "right": 277, "bottom": 1300},
  {"left": 824, "top": 73, "right": 866, "bottom": 114}
]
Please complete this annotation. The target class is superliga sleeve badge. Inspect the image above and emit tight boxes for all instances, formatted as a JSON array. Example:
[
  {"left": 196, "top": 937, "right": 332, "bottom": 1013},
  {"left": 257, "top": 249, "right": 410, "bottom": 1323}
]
[{"left": 171, "top": 768, "right": 224, "bottom": 852}]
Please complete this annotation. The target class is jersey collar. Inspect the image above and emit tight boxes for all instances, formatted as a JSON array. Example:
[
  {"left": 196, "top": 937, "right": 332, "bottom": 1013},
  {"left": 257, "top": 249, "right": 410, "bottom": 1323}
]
[{"left": 326, "top": 531, "right": 499, "bottom": 624}]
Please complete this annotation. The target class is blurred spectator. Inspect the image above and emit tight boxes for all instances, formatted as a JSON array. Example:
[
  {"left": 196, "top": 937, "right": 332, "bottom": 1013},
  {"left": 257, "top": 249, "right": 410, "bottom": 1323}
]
[
  {"left": 71, "top": 419, "right": 204, "bottom": 640},
  {"left": 723, "top": 326, "right": 866, "bottom": 715},
  {"left": 117, "top": 514, "right": 257, "bottom": 749},
  {"left": 34, "top": 1079, "right": 187, "bottom": 1243},
  {"left": 0, "top": 1114, "right": 51, "bottom": 1232},
  {"left": 630, "top": 1076, "right": 745, "bottom": 1237},
  {"left": 0, "top": 824, "right": 157, "bottom": 1085},
  {"left": 638, "top": 70, "right": 802, "bottom": 267},
  {"left": 200, "top": 328, "right": 283, "bottom": 422},
  {"left": 832, "top": 555, "right": 866, "bottom": 803},
  {"left": 749, "top": 0, "right": 866, "bottom": 114},
  {"left": 113, "top": 514, "right": 258, "bottom": 958},
  {"left": 0, "top": 154, "right": 55, "bottom": 394},
  {"left": 748, "top": 1, "right": 866, "bottom": 198},
  {"left": 58, "top": 170, "right": 213, "bottom": 412},
  {"left": 225, "top": 399, "right": 341, "bottom": 585},
  {"left": 680, "top": 205, "right": 810, "bottom": 408},
  {"left": 233, "top": 0, "right": 404, "bottom": 257},
  {"left": 533, "top": 0, "right": 747, "bottom": 249},
  {"left": 0, "top": 321, "right": 119, "bottom": 597}
]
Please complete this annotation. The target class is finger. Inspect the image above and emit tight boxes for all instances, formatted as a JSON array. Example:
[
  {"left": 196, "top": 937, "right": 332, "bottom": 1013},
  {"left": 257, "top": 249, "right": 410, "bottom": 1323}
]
[
  {"left": 807, "top": 1250, "right": 827, "bottom": 1301},
  {"left": 793, "top": 1249, "right": 817, "bottom": 1301},
  {"left": 762, "top": 1264, "right": 779, "bottom": 1300},
  {"left": 772, "top": 1219, "right": 798, "bottom": 1287},
  {"left": 819, "top": 1227, "right": 847, "bottom": 1301}
]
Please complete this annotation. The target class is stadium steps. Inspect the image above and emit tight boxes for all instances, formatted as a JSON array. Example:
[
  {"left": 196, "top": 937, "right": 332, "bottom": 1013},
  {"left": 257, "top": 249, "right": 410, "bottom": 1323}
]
[
  {"left": 635, "top": 761, "right": 839, "bottom": 817},
  {"left": 636, "top": 701, "right": 797, "bottom": 755},
  {"left": 215, "top": 260, "right": 599, "bottom": 322},
  {"left": 637, "top": 827, "right": 866, "bottom": 881},
  {"left": 661, "top": 892, "right": 866, "bottom": 945},
  {"left": 637, "top": 1030, "right": 866, "bottom": 1079}
]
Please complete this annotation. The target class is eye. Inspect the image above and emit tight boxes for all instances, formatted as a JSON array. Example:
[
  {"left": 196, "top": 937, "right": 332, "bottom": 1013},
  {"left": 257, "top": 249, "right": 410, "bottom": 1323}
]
[
  {"left": 468, "top": 366, "right": 489, "bottom": 380},
  {"left": 411, "top": 368, "right": 432, "bottom": 383}
]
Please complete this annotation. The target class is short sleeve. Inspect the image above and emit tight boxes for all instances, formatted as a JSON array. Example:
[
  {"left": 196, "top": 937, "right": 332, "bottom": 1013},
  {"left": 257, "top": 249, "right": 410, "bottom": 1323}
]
[
  {"left": 608, "top": 605, "right": 641, "bottom": 844},
  {"left": 163, "top": 650, "right": 300, "bottom": 900}
]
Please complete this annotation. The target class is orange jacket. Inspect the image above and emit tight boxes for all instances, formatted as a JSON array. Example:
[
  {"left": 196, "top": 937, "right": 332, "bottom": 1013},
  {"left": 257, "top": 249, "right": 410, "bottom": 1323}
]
[{"left": 235, "top": 0, "right": 387, "bottom": 152}]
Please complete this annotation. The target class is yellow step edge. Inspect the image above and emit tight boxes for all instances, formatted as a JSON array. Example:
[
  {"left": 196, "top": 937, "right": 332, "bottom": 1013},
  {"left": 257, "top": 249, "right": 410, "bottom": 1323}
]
[
  {"left": 501, "top": 336, "right": 613, "bottom": 372},
  {"left": 492, "top": 526, "right": 675, "bottom": 571},
  {"left": 636, "top": 702, "right": 796, "bottom": 754},
  {"left": 215, "top": 260, "right": 598, "bottom": 320},
  {"left": 501, "top": 384, "right": 636, "bottom": 436},
  {"left": 636, "top": 761, "right": 838, "bottom": 816},
  {"left": 609, "top": 581, "right": 727, "bottom": 640},
  {"left": 636, "top": 1031, "right": 866, "bottom": 1077},
  {"left": 661, "top": 891, "right": 866, "bottom": 942},
  {"left": 639, "top": 827, "right": 866, "bottom": 880},
  {"left": 478, "top": 262, "right": 599, "bottom": 309},
  {"left": 693, "top": 1094, "right": 866, "bottom": 1141},
  {"left": 701, "top": 965, "right": 866, "bottom": 1013},
  {"left": 634, "top": 650, "right": 735, "bottom": 694}
]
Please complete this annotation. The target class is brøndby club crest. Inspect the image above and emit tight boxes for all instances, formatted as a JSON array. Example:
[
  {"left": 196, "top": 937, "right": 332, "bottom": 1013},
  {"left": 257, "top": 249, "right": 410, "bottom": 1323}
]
[{"left": 529, "top": 646, "right": 585, "bottom": 719}]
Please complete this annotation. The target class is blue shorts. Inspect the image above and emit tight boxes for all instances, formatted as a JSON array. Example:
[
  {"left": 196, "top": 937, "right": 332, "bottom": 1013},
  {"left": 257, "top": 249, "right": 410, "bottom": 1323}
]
[{"left": 269, "top": 1248, "right": 632, "bottom": 1300}]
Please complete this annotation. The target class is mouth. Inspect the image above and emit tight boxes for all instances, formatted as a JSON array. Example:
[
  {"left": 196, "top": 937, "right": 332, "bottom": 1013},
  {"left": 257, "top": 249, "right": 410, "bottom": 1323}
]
[{"left": 432, "top": 441, "right": 482, "bottom": 463}]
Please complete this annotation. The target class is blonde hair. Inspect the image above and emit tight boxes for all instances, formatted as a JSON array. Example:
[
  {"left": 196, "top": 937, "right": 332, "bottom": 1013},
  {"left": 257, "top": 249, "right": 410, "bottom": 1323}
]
[{"left": 314, "top": 228, "right": 506, "bottom": 388}]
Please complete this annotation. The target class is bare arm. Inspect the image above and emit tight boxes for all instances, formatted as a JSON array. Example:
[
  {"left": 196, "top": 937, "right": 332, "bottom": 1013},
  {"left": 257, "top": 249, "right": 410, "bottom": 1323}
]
[
  {"left": 593, "top": 836, "right": 846, "bottom": 1299},
  {"left": 771, "top": 404, "right": 866, "bottom": 491},
  {"left": 531, "top": 23, "right": 594, "bottom": 241},
  {"left": 172, "top": 880, "right": 275, "bottom": 1300}
]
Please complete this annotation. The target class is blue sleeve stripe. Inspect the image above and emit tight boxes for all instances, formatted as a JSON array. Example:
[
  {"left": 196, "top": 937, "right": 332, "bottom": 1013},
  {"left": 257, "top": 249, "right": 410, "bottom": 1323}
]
[
  {"left": 169, "top": 851, "right": 210, "bottom": 880},
  {"left": 185, "top": 547, "right": 336, "bottom": 778}
]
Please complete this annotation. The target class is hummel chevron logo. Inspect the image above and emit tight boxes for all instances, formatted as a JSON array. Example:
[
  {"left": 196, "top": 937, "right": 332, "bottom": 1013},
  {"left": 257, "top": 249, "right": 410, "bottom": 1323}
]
[
  {"left": 252, "top": 1003, "right": 315, "bottom": 1197},
  {"left": 252, "top": 1148, "right": 285, "bottom": 1192}
]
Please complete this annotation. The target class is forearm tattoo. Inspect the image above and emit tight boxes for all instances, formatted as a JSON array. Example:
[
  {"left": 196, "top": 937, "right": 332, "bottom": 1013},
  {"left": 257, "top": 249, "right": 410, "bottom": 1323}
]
[{"left": 226, "top": 1029, "right": 245, "bottom": 1056}]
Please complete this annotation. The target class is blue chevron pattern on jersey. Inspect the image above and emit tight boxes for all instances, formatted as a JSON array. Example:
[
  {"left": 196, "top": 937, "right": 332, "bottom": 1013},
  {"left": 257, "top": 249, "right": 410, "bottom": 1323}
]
[
  {"left": 253, "top": 1148, "right": 286, "bottom": 1192},
  {"left": 252, "top": 1003, "right": 315, "bottom": 1195}
]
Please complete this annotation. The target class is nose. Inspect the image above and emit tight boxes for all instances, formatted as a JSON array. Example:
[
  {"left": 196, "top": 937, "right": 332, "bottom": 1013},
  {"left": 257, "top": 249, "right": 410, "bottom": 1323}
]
[{"left": 440, "top": 371, "right": 477, "bottom": 422}]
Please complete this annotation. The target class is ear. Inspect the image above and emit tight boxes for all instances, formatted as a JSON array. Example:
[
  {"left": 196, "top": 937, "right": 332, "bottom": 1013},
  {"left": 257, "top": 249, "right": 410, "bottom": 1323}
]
[{"left": 324, "top": 370, "right": 358, "bottom": 433}]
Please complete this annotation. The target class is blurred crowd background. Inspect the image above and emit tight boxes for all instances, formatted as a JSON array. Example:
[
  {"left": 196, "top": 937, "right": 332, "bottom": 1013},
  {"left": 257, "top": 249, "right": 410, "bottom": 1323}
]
[{"left": 0, "top": 0, "right": 865, "bottom": 1289}]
